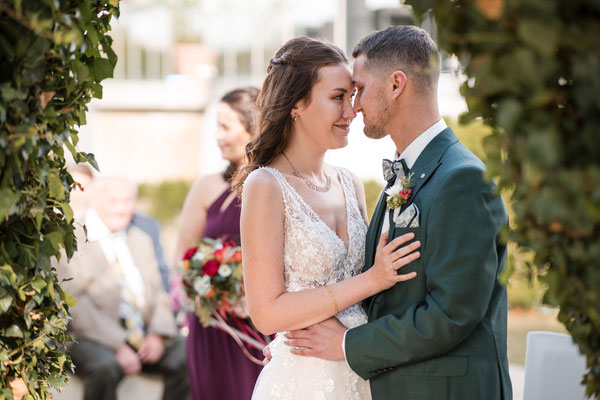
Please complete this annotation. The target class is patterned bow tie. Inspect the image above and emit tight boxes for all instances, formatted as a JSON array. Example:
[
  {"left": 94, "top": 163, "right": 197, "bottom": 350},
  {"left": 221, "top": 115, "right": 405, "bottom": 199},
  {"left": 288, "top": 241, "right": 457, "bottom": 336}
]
[{"left": 382, "top": 158, "right": 409, "bottom": 184}]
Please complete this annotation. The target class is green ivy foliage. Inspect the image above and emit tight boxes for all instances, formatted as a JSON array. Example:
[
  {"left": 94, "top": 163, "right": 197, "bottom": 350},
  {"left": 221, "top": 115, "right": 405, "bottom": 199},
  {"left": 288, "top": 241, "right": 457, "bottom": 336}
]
[
  {"left": 0, "top": 1, "right": 118, "bottom": 398},
  {"left": 405, "top": 0, "right": 600, "bottom": 395}
]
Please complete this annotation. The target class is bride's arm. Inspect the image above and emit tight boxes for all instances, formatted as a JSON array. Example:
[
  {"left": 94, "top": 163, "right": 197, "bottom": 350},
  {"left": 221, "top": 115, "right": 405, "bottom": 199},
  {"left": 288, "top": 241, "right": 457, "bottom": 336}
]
[{"left": 241, "top": 170, "right": 420, "bottom": 336}]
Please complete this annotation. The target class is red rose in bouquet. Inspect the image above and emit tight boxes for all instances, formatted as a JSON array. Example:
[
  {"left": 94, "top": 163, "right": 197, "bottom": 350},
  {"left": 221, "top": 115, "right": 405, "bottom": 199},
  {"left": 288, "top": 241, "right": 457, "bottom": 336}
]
[
  {"left": 202, "top": 259, "right": 220, "bottom": 277},
  {"left": 183, "top": 246, "right": 197, "bottom": 260}
]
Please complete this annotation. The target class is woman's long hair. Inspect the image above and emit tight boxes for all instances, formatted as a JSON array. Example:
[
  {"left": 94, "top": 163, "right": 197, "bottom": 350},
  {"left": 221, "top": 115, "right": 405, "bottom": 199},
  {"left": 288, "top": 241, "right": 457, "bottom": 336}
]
[
  {"left": 219, "top": 87, "right": 259, "bottom": 182},
  {"left": 232, "top": 37, "right": 347, "bottom": 194}
]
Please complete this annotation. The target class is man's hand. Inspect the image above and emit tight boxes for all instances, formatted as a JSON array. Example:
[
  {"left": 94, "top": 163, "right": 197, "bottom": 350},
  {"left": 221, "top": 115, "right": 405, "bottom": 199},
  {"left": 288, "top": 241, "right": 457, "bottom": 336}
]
[
  {"left": 116, "top": 343, "right": 142, "bottom": 375},
  {"left": 262, "top": 344, "right": 272, "bottom": 366},
  {"left": 138, "top": 333, "right": 165, "bottom": 364},
  {"left": 284, "top": 317, "right": 347, "bottom": 361}
]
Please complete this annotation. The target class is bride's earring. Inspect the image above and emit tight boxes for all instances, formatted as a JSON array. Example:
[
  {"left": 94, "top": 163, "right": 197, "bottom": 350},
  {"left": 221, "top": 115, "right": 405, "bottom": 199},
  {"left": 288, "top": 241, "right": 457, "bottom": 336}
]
[{"left": 293, "top": 114, "right": 299, "bottom": 122}]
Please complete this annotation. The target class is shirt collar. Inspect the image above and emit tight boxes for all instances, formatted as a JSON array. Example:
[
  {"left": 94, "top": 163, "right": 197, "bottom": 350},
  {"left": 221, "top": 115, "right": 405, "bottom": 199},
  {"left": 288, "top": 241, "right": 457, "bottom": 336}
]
[
  {"left": 398, "top": 118, "right": 447, "bottom": 169},
  {"left": 85, "top": 208, "right": 126, "bottom": 242}
]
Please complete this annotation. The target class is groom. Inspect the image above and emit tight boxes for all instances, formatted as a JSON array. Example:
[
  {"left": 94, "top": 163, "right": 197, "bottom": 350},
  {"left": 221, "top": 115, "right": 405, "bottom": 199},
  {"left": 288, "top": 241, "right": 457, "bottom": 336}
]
[{"left": 285, "top": 25, "right": 512, "bottom": 399}]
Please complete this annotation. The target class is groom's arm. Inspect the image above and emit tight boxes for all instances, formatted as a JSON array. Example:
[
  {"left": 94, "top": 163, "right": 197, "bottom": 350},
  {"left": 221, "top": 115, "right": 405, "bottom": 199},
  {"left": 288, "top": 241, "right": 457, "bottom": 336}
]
[{"left": 345, "top": 164, "right": 508, "bottom": 379}]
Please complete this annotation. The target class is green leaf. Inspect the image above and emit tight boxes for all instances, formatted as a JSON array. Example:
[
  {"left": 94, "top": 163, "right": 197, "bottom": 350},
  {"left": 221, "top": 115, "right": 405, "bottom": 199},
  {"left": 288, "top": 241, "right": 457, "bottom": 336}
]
[
  {"left": 85, "top": 25, "right": 99, "bottom": 47},
  {"left": 90, "top": 57, "right": 114, "bottom": 82},
  {"left": 0, "top": 188, "right": 20, "bottom": 221},
  {"left": 0, "top": 295, "right": 12, "bottom": 314},
  {"left": 63, "top": 139, "right": 78, "bottom": 159},
  {"left": 62, "top": 290, "right": 78, "bottom": 307},
  {"left": 31, "top": 275, "right": 47, "bottom": 293},
  {"left": 81, "top": 153, "right": 99, "bottom": 172},
  {"left": 48, "top": 171, "right": 66, "bottom": 201},
  {"left": 0, "top": 265, "right": 17, "bottom": 286},
  {"left": 71, "top": 60, "right": 90, "bottom": 82},
  {"left": 61, "top": 202, "right": 74, "bottom": 224},
  {"left": 47, "top": 372, "right": 68, "bottom": 388},
  {"left": 4, "top": 324, "right": 24, "bottom": 338},
  {"left": 0, "top": 83, "right": 21, "bottom": 101},
  {"left": 44, "top": 231, "right": 64, "bottom": 252}
]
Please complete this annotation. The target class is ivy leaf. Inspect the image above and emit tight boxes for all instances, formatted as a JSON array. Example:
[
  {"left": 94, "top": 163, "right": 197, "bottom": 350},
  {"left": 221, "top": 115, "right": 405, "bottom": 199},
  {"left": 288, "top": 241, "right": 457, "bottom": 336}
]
[
  {"left": 48, "top": 171, "right": 66, "bottom": 201},
  {"left": 90, "top": 57, "right": 114, "bottom": 82},
  {"left": 47, "top": 372, "right": 68, "bottom": 388},
  {"left": 62, "top": 291, "right": 78, "bottom": 307},
  {"left": 61, "top": 202, "right": 74, "bottom": 224},
  {"left": 71, "top": 60, "right": 90, "bottom": 82},
  {"left": 81, "top": 153, "right": 99, "bottom": 172},
  {"left": 44, "top": 231, "right": 64, "bottom": 252},
  {"left": 31, "top": 275, "right": 47, "bottom": 293},
  {"left": 24, "top": 299, "right": 36, "bottom": 329},
  {"left": 0, "top": 83, "right": 21, "bottom": 101},
  {"left": 0, "top": 188, "right": 20, "bottom": 221},
  {"left": 0, "top": 265, "right": 17, "bottom": 286},
  {"left": 0, "top": 295, "right": 13, "bottom": 314},
  {"left": 4, "top": 324, "right": 24, "bottom": 338}
]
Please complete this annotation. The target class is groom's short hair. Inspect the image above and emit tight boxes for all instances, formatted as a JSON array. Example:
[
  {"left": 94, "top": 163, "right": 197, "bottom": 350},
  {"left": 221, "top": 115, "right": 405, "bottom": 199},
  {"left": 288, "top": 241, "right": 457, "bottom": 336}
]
[{"left": 353, "top": 25, "right": 441, "bottom": 94}]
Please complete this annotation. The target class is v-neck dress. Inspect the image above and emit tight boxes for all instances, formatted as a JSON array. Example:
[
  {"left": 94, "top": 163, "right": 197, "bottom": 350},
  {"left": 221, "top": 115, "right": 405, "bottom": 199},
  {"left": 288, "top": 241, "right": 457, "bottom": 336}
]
[
  {"left": 251, "top": 167, "right": 371, "bottom": 400},
  {"left": 186, "top": 187, "right": 263, "bottom": 400}
]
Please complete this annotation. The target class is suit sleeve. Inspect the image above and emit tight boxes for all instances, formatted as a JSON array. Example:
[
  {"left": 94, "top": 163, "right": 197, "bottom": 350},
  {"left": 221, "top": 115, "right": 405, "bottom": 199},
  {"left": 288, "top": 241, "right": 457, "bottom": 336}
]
[
  {"left": 54, "top": 254, "right": 128, "bottom": 350},
  {"left": 345, "top": 164, "right": 507, "bottom": 379}
]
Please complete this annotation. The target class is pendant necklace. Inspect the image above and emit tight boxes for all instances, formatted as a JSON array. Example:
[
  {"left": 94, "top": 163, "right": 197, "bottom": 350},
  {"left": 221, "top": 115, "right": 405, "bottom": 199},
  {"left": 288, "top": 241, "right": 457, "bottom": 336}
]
[{"left": 282, "top": 152, "right": 331, "bottom": 193}]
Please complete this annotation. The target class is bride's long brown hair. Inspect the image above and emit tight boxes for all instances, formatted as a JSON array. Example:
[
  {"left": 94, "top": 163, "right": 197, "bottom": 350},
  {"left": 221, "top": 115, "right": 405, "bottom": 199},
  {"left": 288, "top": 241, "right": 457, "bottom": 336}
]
[{"left": 232, "top": 37, "right": 348, "bottom": 195}]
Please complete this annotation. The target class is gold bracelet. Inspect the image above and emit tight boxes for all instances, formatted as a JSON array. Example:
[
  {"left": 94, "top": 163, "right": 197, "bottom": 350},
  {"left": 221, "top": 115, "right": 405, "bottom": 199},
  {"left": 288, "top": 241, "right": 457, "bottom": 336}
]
[{"left": 325, "top": 285, "right": 339, "bottom": 316}]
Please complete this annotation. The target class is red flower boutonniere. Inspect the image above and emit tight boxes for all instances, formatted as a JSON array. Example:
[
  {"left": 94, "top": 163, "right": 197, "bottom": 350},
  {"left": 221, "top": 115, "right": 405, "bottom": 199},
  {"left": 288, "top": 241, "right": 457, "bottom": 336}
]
[{"left": 385, "top": 172, "right": 414, "bottom": 210}]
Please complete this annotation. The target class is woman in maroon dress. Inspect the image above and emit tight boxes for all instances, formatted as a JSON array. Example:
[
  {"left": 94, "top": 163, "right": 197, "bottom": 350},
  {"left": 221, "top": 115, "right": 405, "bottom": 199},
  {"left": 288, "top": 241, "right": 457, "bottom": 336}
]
[{"left": 174, "top": 87, "right": 262, "bottom": 400}]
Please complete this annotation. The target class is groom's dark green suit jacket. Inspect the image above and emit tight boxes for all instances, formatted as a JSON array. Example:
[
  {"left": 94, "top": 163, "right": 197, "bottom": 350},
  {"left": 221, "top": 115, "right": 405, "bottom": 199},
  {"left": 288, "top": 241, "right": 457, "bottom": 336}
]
[{"left": 346, "top": 127, "right": 512, "bottom": 399}]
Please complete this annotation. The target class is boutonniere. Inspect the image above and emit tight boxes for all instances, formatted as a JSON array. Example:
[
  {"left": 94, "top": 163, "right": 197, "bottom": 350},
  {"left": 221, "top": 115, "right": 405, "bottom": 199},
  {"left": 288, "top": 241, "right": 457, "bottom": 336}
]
[{"left": 385, "top": 172, "right": 414, "bottom": 210}]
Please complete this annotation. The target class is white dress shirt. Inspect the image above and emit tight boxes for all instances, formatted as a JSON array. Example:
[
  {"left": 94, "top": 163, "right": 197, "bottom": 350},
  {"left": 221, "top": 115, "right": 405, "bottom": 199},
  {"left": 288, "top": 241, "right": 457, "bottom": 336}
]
[
  {"left": 341, "top": 118, "right": 448, "bottom": 364},
  {"left": 380, "top": 118, "right": 447, "bottom": 235},
  {"left": 85, "top": 209, "right": 146, "bottom": 310}
]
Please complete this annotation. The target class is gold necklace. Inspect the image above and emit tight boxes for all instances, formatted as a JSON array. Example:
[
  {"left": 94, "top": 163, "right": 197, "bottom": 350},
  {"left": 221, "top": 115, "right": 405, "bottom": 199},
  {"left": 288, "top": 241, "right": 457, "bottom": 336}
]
[{"left": 282, "top": 152, "right": 331, "bottom": 193}]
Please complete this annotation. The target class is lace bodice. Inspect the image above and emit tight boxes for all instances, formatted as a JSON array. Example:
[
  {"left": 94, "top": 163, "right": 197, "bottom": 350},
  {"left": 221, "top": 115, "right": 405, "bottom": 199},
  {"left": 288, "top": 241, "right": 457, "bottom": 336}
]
[
  {"left": 259, "top": 166, "right": 368, "bottom": 328},
  {"left": 251, "top": 166, "right": 371, "bottom": 400}
]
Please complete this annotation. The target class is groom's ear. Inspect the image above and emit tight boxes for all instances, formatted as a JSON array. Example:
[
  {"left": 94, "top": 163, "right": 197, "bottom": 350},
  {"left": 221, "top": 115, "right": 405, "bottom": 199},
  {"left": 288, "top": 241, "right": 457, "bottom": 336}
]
[{"left": 390, "top": 70, "right": 408, "bottom": 100}]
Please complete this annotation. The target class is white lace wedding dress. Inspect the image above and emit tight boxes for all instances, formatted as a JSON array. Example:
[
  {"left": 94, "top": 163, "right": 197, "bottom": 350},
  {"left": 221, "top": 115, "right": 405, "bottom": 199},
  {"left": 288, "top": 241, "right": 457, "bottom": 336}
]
[{"left": 251, "top": 166, "right": 371, "bottom": 400}]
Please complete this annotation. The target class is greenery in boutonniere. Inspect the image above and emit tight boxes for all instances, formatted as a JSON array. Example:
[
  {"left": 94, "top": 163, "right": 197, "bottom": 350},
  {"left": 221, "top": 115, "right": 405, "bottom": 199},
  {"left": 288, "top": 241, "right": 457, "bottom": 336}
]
[{"left": 385, "top": 172, "right": 414, "bottom": 210}]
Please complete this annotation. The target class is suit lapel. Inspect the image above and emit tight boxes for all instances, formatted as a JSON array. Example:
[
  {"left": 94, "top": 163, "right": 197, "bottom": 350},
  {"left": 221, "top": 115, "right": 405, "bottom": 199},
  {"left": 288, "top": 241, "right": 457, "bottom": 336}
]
[{"left": 364, "top": 181, "right": 392, "bottom": 272}]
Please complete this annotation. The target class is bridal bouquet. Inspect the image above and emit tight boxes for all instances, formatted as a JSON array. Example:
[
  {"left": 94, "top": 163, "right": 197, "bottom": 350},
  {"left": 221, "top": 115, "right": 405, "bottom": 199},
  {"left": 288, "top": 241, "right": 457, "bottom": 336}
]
[
  {"left": 179, "top": 239, "right": 268, "bottom": 364},
  {"left": 180, "top": 238, "right": 245, "bottom": 327}
]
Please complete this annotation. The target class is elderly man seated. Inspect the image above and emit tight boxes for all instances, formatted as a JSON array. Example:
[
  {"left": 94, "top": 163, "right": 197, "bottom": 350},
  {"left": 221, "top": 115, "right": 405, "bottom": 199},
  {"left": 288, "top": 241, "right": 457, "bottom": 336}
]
[{"left": 56, "top": 176, "right": 188, "bottom": 400}]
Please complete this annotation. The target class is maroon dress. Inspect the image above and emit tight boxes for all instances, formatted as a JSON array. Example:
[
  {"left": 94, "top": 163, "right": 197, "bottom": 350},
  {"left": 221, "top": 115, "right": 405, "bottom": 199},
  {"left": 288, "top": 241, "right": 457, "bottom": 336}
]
[{"left": 186, "top": 187, "right": 263, "bottom": 399}]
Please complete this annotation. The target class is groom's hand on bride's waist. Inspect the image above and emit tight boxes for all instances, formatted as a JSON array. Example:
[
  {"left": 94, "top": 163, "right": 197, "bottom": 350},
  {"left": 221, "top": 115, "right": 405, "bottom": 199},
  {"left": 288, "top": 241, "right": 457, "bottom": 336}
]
[
  {"left": 262, "top": 345, "right": 272, "bottom": 366},
  {"left": 284, "top": 317, "right": 347, "bottom": 361}
]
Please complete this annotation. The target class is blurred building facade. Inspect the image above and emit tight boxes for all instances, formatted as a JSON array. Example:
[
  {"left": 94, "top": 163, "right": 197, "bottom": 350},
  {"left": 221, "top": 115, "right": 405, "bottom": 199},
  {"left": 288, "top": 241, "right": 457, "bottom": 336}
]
[{"left": 78, "top": 0, "right": 466, "bottom": 183}]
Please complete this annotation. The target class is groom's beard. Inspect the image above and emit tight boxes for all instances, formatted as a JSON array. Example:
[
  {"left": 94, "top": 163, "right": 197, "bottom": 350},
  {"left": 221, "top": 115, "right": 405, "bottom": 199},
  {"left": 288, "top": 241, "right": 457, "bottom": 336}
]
[{"left": 363, "top": 91, "right": 391, "bottom": 139}]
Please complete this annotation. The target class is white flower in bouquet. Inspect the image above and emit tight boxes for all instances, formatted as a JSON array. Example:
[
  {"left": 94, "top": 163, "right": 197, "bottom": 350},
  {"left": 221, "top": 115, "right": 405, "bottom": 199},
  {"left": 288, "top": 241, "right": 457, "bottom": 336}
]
[
  {"left": 191, "top": 252, "right": 205, "bottom": 263},
  {"left": 218, "top": 264, "right": 232, "bottom": 278},
  {"left": 193, "top": 275, "right": 211, "bottom": 296}
]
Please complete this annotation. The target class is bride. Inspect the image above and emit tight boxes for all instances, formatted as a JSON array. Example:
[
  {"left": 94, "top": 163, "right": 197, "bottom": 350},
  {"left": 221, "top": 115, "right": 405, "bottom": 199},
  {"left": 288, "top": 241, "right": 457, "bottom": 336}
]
[{"left": 233, "top": 37, "right": 421, "bottom": 399}]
